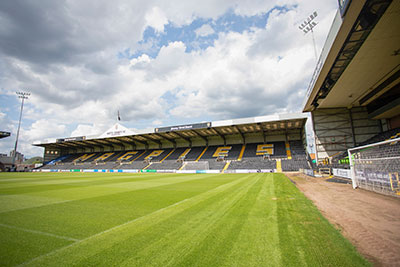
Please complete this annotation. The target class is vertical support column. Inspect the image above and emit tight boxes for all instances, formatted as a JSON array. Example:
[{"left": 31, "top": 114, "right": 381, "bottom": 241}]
[
  {"left": 311, "top": 111, "right": 318, "bottom": 164},
  {"left": 348, "top": 109, "right": 356, "bottom": 147},
  {"left": 378, "top": 119, "right": 383, "bottom": 132},
  {"left": 300, "top": 127, "right": 303, "bottom": 141}
]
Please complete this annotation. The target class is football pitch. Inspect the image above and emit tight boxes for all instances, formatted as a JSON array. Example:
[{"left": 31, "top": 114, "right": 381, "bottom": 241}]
[{"left": 0, "top": 172, "right": 369, "bottom": 266}]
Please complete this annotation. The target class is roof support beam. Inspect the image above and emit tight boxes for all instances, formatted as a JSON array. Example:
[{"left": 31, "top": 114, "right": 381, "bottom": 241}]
[
  {"left": 76, "top": 144, "right": 96, "bottom": 153},
  {"left": 213, "top": 128, "right": 226, "bottom": 146},
  {"left": 67, "top": 142, "right": 98, "bottom": 153},
  {"left": 174, "top": 132, "right": 192, "bottom": 147},
  {"left": 191, "top": 130, "right": 208, "bottom": 146},
  {"left": 61, "top": 142, "right": 80, "bottom": 147},
  {"left": 86, "top": 140, "right": 114, "bottom": 152},
  {"left": 359, "top": 68, "right": 400, "bottom": 105},
  {"left": 234, "top": 126, "right": 245, "bottom": 144},
  {"left": 114, "top": 137, "right": 137, "bottom": 150},
  {"left": 155, "top": 133, "right": 176, "bottom": 148},
  {"left": 126, "top": 136, "right": 148, "bottom": 150},
  {"left": 106, "top": 138, "right": 132, "bottom": 151},
  {"left": 141, "top": 135, "right": 162, "bottom": 149},
  {"left": 258, "top": 123, "right": 267, "bottom": 143}
]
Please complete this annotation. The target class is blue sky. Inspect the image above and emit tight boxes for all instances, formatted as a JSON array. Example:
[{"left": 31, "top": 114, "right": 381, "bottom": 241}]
[
  {"left": 130, "top": 8, "right": 281, "bottom": 59},
  {"left": 0, "top": 0, "right": 338, "bottom": 157}
]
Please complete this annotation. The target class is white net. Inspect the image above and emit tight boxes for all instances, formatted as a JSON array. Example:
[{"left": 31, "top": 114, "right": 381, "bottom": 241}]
[
  {"left": 182, "top": 161, "right": 210, "bottom": 170},
  {"left": 348, "top": 137, "right": 400, "bottom": 196}
]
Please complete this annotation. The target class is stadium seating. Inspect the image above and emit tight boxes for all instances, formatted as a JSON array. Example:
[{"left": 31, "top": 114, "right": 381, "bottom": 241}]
[
  {"left": 40, "top": 141, "right": 310, "bottom": 172},
  {"left": 182, "top": 147, "right": 204, "bottom": 161},
  {"left": 165, "top": 147, "right": 190, "bottom": 160},
  {"left": 329, "top": 127, "right": 400, "bottom": 170},
  {"left": 207, "top": 161, "right": 227, "bottom": 170},
  {"left": 281, "top": 159, "right": 309, "bottom": 171},
  {"left": 358, "top": 127, "right": 400, "bottom": 146},
  {"left": 197, "top": 145, "right": 243, "bottom": 161},
  {"left": 228, "top": 158, "right": 276, "bottom": 170},
  {"left": 116, "top": 161, "right": 149, "bottom": 170},
  {"left": 150, "top": 160, "right": 183, "bottom": 170}
]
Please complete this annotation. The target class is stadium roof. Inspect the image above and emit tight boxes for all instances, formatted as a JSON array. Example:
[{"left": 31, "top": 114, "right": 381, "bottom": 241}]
[
  {"left": 33, "top": 113, "right": 307, "bottom": 150},
  {"left": 0, "top": 131, "right": 11, "bottom": 139},
  {"left": 303, "top": 0, "right": 399, "bottom": 119}
]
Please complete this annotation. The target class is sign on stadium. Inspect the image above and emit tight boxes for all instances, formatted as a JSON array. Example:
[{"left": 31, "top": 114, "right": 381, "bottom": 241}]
[
  {"left": 99, "top": 123, "right": 135, "bottom": 138},
  {"left": 56, "top": 136, "right": 86, "bottom": 143},
  {"left": 155, "top": 122, "right": 211, "bottom": 133}
]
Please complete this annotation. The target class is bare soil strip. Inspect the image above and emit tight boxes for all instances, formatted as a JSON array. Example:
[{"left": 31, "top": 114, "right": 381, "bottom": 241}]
[{"left": 287, "top": 173, "right": 400, "bottom": 267}]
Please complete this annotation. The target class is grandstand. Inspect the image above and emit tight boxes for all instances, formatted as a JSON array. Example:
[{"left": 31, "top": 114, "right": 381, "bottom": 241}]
[
  {"left": 302, "top": 0, "right": 400, "bottom": 195},
  {"left": 33, "top": 0, "right": 399, "bottom": 196},
  {"left": 34, "top": 114, "right": 309, "bottom": 172}
]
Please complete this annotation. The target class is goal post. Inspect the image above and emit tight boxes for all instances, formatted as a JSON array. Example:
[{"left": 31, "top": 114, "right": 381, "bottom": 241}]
[{"left": 348, "top": 137, "right": 400, "bottom": 195}]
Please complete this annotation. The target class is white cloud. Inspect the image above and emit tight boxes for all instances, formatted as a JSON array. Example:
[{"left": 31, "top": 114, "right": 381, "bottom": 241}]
[
  {"left": 16, "top": 119, "right": 67, "bottom": 157},
  {"left": 152, "top": 119, "right": 163, "bottom": 126},
  {"left": 24, "top": 119, "right": 66, "bottom": 141},
  {"left": 71, "top": 124, "right": 105, "bottom": 137},
  {"left": 0, "top": 0, "right": 338, "bottom": 157},
  {"left": 145, "top": 6, "right": 168, "bottom": 33},
  {"left": 195, "top": 24, "right": 215, "bottom": 37}
]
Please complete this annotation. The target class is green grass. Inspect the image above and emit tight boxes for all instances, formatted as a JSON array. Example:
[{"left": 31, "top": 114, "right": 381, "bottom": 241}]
[{"left": 0, "top": 172, "right": 369, "bottom": 266}]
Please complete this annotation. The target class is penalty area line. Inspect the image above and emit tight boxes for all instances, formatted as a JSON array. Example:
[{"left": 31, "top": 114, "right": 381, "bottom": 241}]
[
  {"left": 0, "top": 223, "right": 80, "bottom": 242},
  {"left": 18, "top": 196, "right": 195, "bottom": 266},
  {"left": 19, "top": 175, "right": 249, "bottom": 266}
]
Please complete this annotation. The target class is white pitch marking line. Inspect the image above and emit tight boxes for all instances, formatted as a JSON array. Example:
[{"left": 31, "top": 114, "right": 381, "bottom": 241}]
[
  {"left": 0, "top": 173, "right": 216, "bottom": 214},
  {"left": 0, "top": 223, "right": 80, "bottom": 242},
  {"left": 19, "top": 174, "right": 250, "bottom": 266},
  {"left": 18, "top": 197, "right": 194, "bottom": 267}
]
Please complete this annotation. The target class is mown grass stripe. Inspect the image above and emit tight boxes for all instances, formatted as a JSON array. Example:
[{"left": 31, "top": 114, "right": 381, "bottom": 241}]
[
  {"left": 0, "top": 173, "right": 371, "bottom": 267},
  {"left": 20, "top": 174, "right": 254, "bottom": 266},
  {"left": 170, "top": 175, "right": 265, "bottom": 267},
  {"left": 0, "top": 223, "right": 80, "bottom": 242},
  {"left": 0, "top": 173, "right": 183, "bottom": 193},
  {"left": 63, "top": 174, "right": 257, "bottom": 266},
  {"left": 0, "top": 173, "right": 213, "bottom": 193},
  {"left": 275, "top": 173, "right": 369, "bottom": 267},
  {"left": 1, "top": 174, "right": 238, "bottom": 242},
  {"left": 116, "top": 175, "right": 260, "bottom": 266},
  {"left": 226, "top": 173, "right": 282, "bottom": 266},
  {"left": 0, "top": 173, "right": 221, "bottom": 214}
]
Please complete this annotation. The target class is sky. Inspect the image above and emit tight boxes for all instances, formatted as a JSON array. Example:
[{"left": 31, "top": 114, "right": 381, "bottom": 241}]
[{"left": 0, "top": 0, "right": 338, "bottom": 158}]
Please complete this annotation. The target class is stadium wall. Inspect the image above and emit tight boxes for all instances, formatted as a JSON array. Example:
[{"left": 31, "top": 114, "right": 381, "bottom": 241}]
[
  {"left": 311, "top": 107, "right": 386, "bottom": 162},
  {"left": 35, "top": 169, "right": 275, "bottom": 174},
  {"left": 389, "top": 114, "right": 400, "bottom": 129}
]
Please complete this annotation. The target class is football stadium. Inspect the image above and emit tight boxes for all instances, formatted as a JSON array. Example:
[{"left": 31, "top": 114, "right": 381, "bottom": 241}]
[
  {"left": 35, "top": 113, "right": 310, "bottom": 173},
  {"left": 1, "top": 0, "right": 399, "bottom": 266}
]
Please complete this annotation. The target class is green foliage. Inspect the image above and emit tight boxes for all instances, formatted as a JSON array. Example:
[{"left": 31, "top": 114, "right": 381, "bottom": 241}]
[
  {"left": 0, "top": 172, "right": 370, "bottom": 266},
  {"left": 23, "top": 157, "right": 43, "bottom": 164}
]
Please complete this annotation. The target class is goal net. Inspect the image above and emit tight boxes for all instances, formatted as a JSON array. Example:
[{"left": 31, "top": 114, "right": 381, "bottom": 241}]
[
  {"left": 182, "top": 161, "right": 209, "bottom": 170},
  {"left": 348, "top": 137, "right": 400, "bottom": 196}
]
